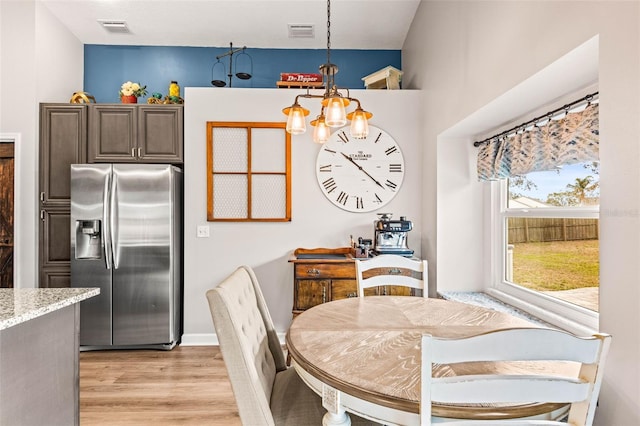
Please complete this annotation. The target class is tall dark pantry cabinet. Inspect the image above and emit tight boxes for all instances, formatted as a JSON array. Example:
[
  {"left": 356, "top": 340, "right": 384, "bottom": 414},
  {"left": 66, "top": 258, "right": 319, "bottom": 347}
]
[
  {"left": 39, "top": 105, "right": 86, "bottom": 288},
  {"left": 38, "top": 103, "right": 183, "bottom": 288}
]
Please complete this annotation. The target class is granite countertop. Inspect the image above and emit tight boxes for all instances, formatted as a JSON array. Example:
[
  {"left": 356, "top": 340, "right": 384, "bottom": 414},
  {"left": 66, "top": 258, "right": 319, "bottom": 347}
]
[{"left": 0, "top": 288, "right": 100, "bottom": 330}]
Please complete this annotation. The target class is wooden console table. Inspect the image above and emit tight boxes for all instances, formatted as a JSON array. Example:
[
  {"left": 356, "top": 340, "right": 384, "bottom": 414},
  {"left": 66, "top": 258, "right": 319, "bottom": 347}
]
[{"left": 288, "top": 247, "right": 416, "bottom": 317}]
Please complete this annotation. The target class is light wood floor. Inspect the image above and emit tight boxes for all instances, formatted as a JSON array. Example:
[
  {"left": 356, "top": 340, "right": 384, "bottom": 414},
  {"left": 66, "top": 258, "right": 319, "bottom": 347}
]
[{"left": 80, "top": 346, "right": 242, "bottom": 425}]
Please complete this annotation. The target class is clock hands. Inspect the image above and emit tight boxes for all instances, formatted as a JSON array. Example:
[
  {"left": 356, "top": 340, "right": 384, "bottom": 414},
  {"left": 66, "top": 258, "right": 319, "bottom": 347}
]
[{"left": 340, "top": 152, "right": 385, "bottom": 189}]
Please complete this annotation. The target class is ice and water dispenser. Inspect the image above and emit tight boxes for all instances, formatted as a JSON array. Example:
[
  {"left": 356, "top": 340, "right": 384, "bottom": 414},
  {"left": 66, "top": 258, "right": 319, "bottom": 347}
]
[{"left": 75, "top": 220, "right": 102, "bottom": 260}]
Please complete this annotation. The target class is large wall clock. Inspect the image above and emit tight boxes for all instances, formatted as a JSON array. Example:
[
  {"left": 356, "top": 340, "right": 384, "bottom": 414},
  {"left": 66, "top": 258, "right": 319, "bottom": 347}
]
[{"left": 315, "top": 125, "right": 405, "bottom": 212}]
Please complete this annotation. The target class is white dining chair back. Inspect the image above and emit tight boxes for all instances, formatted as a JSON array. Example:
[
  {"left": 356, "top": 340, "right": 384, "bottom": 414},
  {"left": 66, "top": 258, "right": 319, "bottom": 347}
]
[
  {"left": 420, "top": 327, "right": 611, "bottom": 426},
  {"left": 355, "top": 254, "right": 428, "bottom": 297}
]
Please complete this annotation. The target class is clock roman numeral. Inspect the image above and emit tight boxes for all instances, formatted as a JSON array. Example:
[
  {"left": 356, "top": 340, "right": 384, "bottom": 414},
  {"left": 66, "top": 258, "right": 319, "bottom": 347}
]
[
  {"left": 319, "top": 164, "right": 332, "bottom": 172},
  {"left": 338, "top": 131, "right": 349, "bottom": 143},
  {"left": 385, "top": 146, "right": 398, "bottom": 156},
  {"left": 336, "top": 191, "right": 348, "bottom": 205},
  {"left": 355, "top": 197, "right": 364, "bottom": 209},
  {"left": 374, "top": 132, "right": 382, "bottom": 143},
  {"left": 389, "top": 163, "right": 402, "bottom": 172},
  {"left": 323, "top": 148, "right": 336, "bottom": 154},
  {"left": 385, "top": 180, "right": 398, "bottom": 190},
  {"left": 322, "top": 177, "right": 337, "bottom": 193},
  {"left": 374, "top": 193, "right": 383, "bottom": 203}
]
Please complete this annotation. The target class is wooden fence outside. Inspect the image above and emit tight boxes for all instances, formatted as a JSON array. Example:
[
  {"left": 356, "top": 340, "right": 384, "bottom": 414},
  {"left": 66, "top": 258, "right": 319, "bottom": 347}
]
[{"left": 507, "top": 218, "right": 599, "bottom": 243}]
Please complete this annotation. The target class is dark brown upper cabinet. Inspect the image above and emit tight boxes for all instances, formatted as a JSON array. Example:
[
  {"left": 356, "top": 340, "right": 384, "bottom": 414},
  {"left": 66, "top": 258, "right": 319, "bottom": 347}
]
[{"left": 88, "top": 104, "right": 183, "bottom": 164}]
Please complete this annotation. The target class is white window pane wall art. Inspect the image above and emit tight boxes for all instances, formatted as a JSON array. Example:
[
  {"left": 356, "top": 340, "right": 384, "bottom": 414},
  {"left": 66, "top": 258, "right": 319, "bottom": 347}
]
[{"left": 207, "top": 122, "right": 291, "bottom": 221}]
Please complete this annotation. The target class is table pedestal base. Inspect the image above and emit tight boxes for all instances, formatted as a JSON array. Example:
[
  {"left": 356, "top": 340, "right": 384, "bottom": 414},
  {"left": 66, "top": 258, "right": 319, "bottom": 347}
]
[{"left": 323, "top": 411, "right": 351, "bottom": 426}]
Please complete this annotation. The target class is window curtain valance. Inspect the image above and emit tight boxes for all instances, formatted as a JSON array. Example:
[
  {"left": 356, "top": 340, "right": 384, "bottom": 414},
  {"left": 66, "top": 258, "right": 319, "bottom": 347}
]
[{"left": 477, "top": 103, "right": 599, "bottom": 181}]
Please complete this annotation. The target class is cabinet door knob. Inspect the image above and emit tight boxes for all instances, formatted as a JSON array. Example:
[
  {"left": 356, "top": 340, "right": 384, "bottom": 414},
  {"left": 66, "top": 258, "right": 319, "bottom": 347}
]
[
  {"left": 388, "top": 268, "right": 402, "bottom": 275},
  {"left": 307, "top": 268, "right": 320, "bottom": 275},
  {"left": 131, "top": 148, "right": 136, "bottom": 158},
  {"left": 138, "top": 147, "right": 142, "bottom": 157}
]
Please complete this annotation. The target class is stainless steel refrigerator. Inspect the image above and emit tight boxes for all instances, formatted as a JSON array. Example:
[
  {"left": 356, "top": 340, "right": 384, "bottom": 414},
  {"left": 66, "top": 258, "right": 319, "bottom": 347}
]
[{"left": 70, "top": 164, "right": 182, "bottom": 350}]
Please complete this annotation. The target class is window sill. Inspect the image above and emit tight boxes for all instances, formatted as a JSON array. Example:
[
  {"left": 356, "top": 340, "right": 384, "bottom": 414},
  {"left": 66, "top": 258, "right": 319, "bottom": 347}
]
[
  {"left": 485, "top": 287, "right": 598, "bottom": 335},
  {"left": 439, "top": 291, "right": 553, "bottom": 328},
  {"left": 440, "top": 290, "right": 599, "bottom": 335}
]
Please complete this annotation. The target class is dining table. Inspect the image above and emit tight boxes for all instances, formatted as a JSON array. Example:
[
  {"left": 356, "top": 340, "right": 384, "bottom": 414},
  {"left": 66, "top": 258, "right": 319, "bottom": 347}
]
[{"left": 285, "top": 296, "right": 575, "bottom": 426}]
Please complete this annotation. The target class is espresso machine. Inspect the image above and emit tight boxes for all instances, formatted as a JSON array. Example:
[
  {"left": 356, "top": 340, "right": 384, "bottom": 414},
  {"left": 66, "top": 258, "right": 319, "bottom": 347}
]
[{"left": 372, "top": 213, "right": 414, "bottom": 257}]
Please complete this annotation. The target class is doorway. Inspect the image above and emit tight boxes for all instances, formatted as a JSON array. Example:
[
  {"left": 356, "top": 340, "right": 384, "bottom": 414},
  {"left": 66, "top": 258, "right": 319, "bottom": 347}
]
[{"left": 0, "top": 141, "right": 14, "bottom": 288}]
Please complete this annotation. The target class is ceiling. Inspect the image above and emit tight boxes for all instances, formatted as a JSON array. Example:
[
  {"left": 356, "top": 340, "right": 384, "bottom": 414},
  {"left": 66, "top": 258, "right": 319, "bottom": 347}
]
[{"left": 40, "top": 0, "right": 421, "bottom": 50}]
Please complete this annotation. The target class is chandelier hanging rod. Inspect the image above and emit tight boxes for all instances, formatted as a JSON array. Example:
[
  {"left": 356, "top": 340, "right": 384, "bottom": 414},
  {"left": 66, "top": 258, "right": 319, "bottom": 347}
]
[
  {"left": 473, "top": 91, "right": 599, "bottom": 147},
  {"left": 290, "top": 87, "right": 355, "bottom": 103},
  {"left": 282, "top": 0, "right": 373, "bottom": 142}
]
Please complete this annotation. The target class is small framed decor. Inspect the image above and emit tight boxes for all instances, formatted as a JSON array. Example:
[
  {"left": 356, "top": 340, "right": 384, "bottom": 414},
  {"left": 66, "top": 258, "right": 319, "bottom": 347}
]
[{"left": 207, "top": 121, "right": 291, "bottom": 221}]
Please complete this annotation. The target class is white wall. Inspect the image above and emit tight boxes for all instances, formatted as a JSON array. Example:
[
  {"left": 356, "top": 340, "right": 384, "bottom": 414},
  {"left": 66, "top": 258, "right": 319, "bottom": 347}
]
[
  {"left": 0, "top": 0, "right": 83, "bottom": 288},
  {"left": 402, "top": 1, "right": 639, "bottom": 424},
  {"left": 35, "top": 3, "right": 84, "bottom": 102},
  {"left": 183, "top": 88, "right": 423, "bottom": 341}
]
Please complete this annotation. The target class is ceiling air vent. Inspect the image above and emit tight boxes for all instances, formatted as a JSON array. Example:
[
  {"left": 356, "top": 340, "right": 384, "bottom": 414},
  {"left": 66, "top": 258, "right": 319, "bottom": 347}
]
[
  {"left": 288, "top": 24, "right": 314, "bottom": 39},
  {"left": 98, "top": 20, "right": 130, "bottom": 34}
]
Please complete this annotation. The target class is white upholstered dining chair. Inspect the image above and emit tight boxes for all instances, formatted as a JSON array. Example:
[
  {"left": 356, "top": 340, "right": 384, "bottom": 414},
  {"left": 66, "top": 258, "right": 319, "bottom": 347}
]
[
  {"left": 207, "top": 265, "right": 379, "bottom": 426},
  {"left": 355, "top": 254, "right": 428, "bottom": 297},
  {"left": 420, "top": 327, "right": 611, "bottom": 426}
]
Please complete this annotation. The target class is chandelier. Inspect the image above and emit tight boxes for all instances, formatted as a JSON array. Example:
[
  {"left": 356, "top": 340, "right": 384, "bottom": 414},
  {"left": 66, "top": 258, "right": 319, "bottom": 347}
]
[{"left": 282, "top": 0, "right": 372, "bottom": 143}]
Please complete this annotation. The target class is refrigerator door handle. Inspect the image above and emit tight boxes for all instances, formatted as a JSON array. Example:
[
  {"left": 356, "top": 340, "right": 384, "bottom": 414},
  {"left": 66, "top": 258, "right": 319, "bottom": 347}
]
[
  {"left": 103, "top": 173, "right": 112, "bottom": 270},
  {"left": 110, "top": 172, "right": 120, "bottom": 269}
]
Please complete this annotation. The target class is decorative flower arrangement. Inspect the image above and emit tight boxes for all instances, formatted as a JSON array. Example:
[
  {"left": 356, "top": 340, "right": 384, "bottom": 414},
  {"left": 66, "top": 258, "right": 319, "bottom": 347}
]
[{"left": 119, "top": 81, "right": 147, "bottom": 98}]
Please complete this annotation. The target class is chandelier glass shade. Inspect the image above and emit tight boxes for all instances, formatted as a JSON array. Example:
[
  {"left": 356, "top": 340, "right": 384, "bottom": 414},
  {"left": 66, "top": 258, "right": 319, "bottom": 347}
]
[
  {"left": 283, "top": 102, "right": 310, "bottom": 135},
  {"left": 323, "top": 96, "right": 348, "bottom": 127},
  {"left": 347, "top": 104, "right": 372, "bottom": 139},
  {"left": 282, "top": 0, "right": 372, "bottom": 143},
  {"left": 310, "top": 110, "right": 331, "bottom": 144}
]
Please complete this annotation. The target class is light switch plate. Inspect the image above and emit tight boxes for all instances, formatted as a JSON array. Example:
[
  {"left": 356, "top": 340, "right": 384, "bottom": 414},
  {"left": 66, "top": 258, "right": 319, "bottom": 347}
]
[{"left": 196, "top": 225, "right": 210, "bottom": 238}]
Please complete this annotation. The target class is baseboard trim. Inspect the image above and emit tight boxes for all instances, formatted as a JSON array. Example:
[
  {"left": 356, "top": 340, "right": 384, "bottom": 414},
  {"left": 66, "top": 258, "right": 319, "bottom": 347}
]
[
  {"left": 180, "top": 333, "right": 218, "bottom": 346},
  {"left": 180, "top": 332, "right": 287, "bottom": 346}
]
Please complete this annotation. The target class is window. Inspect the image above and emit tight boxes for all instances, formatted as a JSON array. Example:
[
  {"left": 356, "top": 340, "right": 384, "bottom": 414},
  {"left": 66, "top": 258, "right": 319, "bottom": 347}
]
[
  {"left": 490, "top": 162, "right": 599, "bottom": 332},
  {"left": 475, "top": 92, "right": 600, "bottom": 332},
  {"left": 477, "top": 93, "right": 600, "bottom": 333}
]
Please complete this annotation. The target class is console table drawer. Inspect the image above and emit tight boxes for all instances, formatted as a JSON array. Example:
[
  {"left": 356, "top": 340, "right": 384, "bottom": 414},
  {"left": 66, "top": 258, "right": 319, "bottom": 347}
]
[
  {"left": 330, "top": 279, "right": 359, "bottom": 300},
  {"left": 294, "top": 263, "right": 355, "bottom": 279}
]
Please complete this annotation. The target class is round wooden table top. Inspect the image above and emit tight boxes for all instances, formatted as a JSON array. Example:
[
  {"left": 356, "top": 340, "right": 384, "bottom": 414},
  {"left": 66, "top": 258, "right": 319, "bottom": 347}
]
[{"left": 286, "top": 296, "right": 572, "bottom": 420}]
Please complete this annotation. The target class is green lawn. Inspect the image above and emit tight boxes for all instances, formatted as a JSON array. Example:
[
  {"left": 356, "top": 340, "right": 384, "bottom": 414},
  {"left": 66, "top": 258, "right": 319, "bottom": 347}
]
[{"left": 511, "top": 240, "right": 599, "bottom": 291}]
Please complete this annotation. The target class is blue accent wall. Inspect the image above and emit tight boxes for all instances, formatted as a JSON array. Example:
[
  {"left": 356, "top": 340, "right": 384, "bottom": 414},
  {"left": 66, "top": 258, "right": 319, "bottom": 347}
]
[{"left": 84, "top": 45, "right": 401, "bottom": 103}]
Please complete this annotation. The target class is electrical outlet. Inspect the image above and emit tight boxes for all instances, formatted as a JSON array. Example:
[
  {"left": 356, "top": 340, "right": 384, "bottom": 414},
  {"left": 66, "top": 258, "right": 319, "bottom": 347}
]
[{"left": 196, "top": 225, "right": 210, "bottom": 238}]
